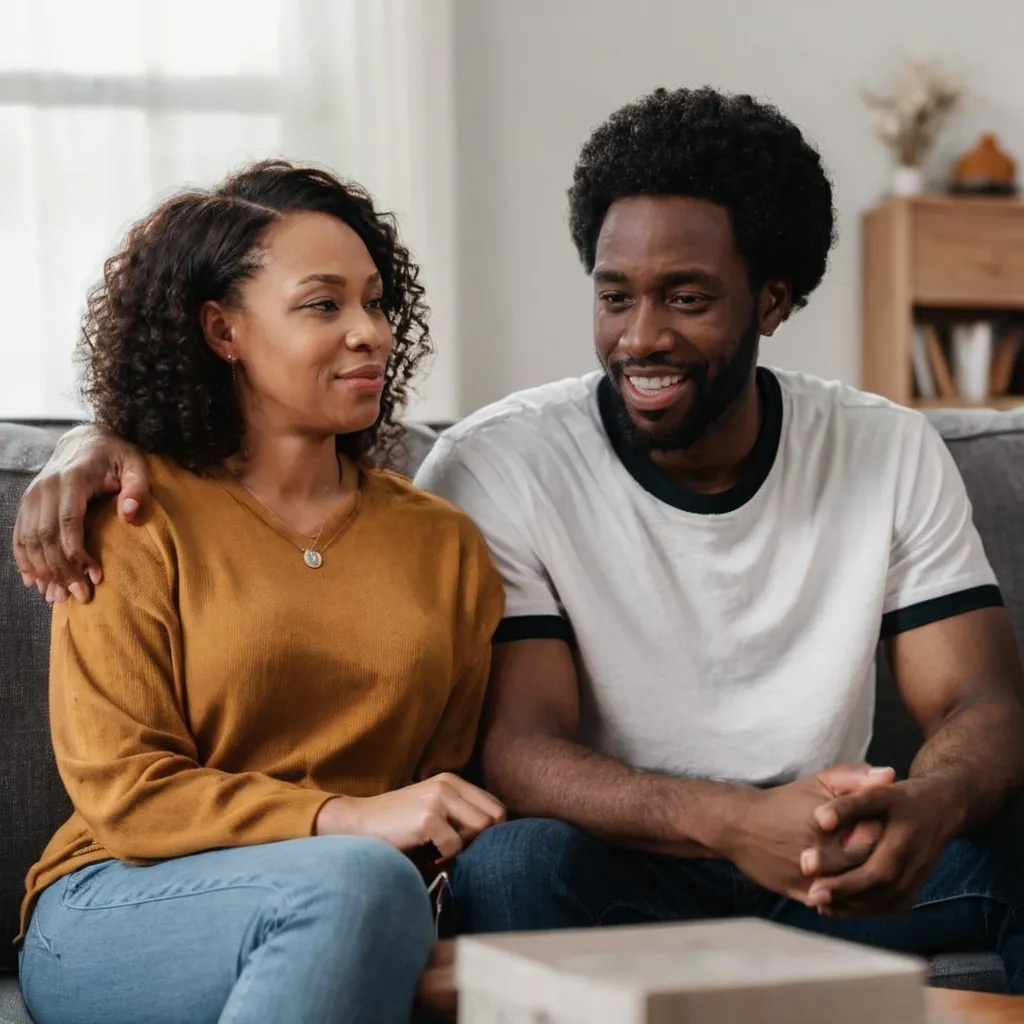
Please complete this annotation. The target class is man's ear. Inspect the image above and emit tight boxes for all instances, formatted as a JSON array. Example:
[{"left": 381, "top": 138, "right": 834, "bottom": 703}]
[
  {"left": 199, "top": 300, "right": 238, "bottom": 363},
  {"left": 758, "top": 280, "right": 791, "bottom": 337}
]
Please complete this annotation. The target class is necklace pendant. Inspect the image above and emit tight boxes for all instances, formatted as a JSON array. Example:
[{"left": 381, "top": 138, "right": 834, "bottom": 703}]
[{"left": 303, "top": 550, "right": 323, "bottom": 569}]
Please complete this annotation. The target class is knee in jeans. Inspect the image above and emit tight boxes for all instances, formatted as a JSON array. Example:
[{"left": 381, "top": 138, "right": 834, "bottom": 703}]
[
  {"left": 449, "top": 819, "right": 603, "bottom": 934},
  {"left": 456, "top": 818, "right": 590, "bottom": 890},
  {"left": 286, "top": 837, "right": 433, "bottom": 937}
]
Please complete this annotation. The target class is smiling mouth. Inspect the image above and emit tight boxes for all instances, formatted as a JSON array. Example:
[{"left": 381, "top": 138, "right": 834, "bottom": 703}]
[
  {"left": 335, "top": 366, "right": 385, "bottom": 394},
  {"left": 622, "top": 372, "right": 689, "bottom": 411}
]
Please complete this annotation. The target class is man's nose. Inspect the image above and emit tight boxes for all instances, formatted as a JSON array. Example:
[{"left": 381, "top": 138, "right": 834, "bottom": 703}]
[{"left": 618, "top": 299, "right": 676, "bottom": 360}]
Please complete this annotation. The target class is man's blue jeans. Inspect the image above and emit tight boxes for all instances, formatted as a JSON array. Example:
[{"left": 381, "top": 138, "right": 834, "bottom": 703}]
[
  {"left": 19, "top": 836, "right": 435, "bottom": 1024},
  {"left": 446, "top": 806, "right": 1024, "bottom": 994}
]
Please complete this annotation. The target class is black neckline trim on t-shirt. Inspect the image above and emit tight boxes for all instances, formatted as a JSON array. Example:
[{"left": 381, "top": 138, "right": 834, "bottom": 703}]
[{"left": 597, "top": 366, "right": 784, "bottom": 515}]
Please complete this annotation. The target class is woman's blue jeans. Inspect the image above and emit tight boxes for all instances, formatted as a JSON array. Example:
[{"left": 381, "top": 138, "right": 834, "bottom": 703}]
[{"left": 19, "top": 836, "right": 435, "bottom": 1024}]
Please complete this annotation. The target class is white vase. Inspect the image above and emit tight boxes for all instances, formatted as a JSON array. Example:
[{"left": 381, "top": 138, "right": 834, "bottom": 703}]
[{"left": 892, "top": 166, "right": 925, "bottom": 197}]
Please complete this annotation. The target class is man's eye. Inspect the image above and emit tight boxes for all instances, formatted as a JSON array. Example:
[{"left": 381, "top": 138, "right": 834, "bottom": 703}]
[
  {"left": 672, "top": 293, "right": 709, "bottom": 306},
  {"left": 599, "top": 292, "right": 630, "bottom": 306}
]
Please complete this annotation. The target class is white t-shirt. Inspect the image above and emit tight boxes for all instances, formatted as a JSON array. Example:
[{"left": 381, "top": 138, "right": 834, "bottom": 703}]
[{"left": 414, "top": 368, "right": 1000, "bottom": 786}]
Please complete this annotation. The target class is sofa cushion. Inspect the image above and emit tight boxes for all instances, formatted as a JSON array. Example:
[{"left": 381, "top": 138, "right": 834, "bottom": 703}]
[
  {"left": 0, "top": 426, "right": 76, "bottom": 973},
  {"left": 0, "top": 409, "right": 1020, "bottom": 995},
  {"left": 868, "top": 408, "right": 1024, "bottom": 778},
  {"left": 0, "top": 499, "right": 67, "bottom": 977},
  {"left": 0, "top": 976, "right": 31, "bottom": 1024}
]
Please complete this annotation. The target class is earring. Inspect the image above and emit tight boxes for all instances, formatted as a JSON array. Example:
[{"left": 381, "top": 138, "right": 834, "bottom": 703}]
[{"left": 229, "top": 355, "right": 237, "bottom": 384}]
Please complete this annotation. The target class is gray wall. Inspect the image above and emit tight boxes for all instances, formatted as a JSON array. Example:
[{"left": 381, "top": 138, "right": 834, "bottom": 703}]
[{"left": 453, "top": 0, "right": 1024, "bottom": 413}]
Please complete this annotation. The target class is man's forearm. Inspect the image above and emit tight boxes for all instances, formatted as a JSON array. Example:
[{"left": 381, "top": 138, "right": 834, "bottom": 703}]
[
  {"left": 910, "top": 695, "right": 1024, "bottom": 832},
  {"left": 483, "top": 729, "right": 746, "bottom": 856}
]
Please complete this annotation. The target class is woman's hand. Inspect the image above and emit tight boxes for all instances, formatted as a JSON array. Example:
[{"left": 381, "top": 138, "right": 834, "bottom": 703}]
[{"left": 315, "top": 774, "right": 506, "bottom": 860}]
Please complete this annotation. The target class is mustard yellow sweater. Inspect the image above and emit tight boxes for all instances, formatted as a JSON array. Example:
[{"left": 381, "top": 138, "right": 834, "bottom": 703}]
[{"left": 22, "top": 455, "right": 504, "bottom": 935}]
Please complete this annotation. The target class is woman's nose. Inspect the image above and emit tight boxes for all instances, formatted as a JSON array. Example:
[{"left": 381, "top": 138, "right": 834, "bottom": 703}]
[{"left": 344, "top": 311, "right": 386, "bottom": 351}]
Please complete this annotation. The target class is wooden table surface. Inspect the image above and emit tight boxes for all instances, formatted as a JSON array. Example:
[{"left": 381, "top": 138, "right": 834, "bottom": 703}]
[
  {"left": 928, "top": 990, "right": 1024, "bottom": 1023},
  {"left": 418, "top": 942, "right": 1023, "bottom": 1022}
]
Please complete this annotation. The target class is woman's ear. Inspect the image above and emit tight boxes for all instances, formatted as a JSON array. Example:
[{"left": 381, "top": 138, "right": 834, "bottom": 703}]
[
  {"left": 759, "top": 280, "right": 791, "bottom": 338},
  {"left": 199, "top": 300, "right": 238, "bottom": 363}
]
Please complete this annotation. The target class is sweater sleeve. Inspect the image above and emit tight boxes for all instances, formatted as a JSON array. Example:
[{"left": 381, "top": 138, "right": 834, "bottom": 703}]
[
  {"left": 49, "top": 504, "right": 330, "bottom": 864},
  {"left": 417, "top": 524, "right": 506, "bottom": 779}
]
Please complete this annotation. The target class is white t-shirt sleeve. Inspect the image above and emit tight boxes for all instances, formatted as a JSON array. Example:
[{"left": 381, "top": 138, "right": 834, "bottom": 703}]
[
  {"left": 882, "top": 416, "right": 1001, "bottom": 637},
  {"left": 415, "top": 436, "right": 571, "bottom": 641}
]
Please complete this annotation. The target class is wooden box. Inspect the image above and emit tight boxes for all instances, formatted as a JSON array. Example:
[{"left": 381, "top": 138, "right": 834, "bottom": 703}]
[{"left": 456, "top": 918, "right": 926, "bottom": 1024}]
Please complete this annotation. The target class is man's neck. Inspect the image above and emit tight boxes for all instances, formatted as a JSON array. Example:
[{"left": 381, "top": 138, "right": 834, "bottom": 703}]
[{"left": 648, "top": 376, "right": 764, "bottom": 494}]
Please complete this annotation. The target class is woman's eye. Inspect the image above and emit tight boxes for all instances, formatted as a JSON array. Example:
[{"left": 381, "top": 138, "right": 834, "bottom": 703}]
[
  {"left": 365, "top": 297, "right": 384, "bottom": 312},
  {"left": 306, "top": 299, "right": 338, "bottom": 313}
]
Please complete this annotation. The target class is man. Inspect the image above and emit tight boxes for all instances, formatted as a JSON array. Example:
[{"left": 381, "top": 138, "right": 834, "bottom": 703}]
[
  {"left": 413, "top": 87, "right": 1024, "bottom": 981},
  {"left": 14, "top": 88, "right": 1024, "bottom": 986}
]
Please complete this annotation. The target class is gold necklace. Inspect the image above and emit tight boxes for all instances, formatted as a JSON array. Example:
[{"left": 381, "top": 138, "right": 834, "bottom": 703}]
[
  {"left": 231, "top": 465, "right": 341, "bottom": 570},
  {"left": 299, "top": 520, "right": 329, "bottom": 569}
]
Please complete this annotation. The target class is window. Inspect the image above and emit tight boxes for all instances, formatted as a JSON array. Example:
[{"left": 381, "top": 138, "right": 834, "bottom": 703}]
[
  {"left": 0, "top": 0, "right": 291, "bottom": 419},
  {"left": 0, "top": 0, "right": 459, "bottom": 422}
]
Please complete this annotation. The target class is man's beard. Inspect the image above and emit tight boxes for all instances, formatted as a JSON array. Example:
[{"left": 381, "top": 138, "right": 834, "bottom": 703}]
[{"left": 605, "top": 314, "right": 760, "bottom": 455}]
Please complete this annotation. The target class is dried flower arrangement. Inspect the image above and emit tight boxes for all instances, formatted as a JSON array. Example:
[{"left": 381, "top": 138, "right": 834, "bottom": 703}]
[{"left": 862, "top": 61, "right": 962, "bottom": 169}]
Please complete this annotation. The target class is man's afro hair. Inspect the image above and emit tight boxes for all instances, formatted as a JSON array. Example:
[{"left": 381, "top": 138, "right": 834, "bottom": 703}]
[{"left": 568, "top": 87, "right": 836, "bottom": 317}]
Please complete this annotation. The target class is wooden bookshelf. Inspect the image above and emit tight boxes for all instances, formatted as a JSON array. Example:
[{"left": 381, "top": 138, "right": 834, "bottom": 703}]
[{"left": 861, "top": 196, "right": 1024, "bottom": 408}]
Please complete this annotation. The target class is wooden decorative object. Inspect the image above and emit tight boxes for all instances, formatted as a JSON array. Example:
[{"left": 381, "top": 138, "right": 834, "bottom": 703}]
[
  {"left": 455, "top": 918, "right": 926, "bottom": 1023},
  {"left": 861, "top": 196, "right": 1024, "bottom": 409}
]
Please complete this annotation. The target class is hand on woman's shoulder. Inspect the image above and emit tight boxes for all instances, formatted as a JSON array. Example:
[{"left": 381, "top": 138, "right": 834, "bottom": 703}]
[{"left": 81, "top": 454, "right": 183, "bottom": 580}]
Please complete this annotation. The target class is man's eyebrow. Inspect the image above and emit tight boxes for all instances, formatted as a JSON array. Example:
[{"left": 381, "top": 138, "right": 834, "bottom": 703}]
[
  {"left": 593, "top": 268, "right": 629, "bottom": 285},
  {"left": 593, "top": 268, "right": 722, "bottom": 288},
  {"left": 658, "top": 269, "right": 721, "bottom": 289}
]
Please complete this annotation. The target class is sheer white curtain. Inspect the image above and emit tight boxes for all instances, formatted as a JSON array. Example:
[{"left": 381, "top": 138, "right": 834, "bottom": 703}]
[{"left": 0, "top": 0, "right": 457, "bottom": 421}]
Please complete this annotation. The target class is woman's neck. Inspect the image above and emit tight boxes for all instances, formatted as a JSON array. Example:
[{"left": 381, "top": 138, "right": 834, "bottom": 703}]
[{"left": 229, "top": 431, "right": 345, "bottom": 508}]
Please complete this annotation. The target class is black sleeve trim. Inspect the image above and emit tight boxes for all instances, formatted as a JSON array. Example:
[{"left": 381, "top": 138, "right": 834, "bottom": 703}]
[
  {"left": 493, "top": 615, "right": 573, "bottom": 644},
  {"left": 880, "top": 584, "right": 1004, "bottom": 639}
]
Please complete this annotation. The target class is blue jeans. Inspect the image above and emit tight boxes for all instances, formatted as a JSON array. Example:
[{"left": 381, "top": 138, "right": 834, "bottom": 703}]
[
  {"left": 446, "top": 808, "right": 1024, "bottom": 994},
  {"left": 19, "top": 836, "right": 435, "bottom": 1024}
]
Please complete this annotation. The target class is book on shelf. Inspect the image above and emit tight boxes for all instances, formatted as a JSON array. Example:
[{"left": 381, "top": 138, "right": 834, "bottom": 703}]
[
  {"left": 911, "top": 321, "right": 1024, "bottom": 405},
  {"left": 991, "top": 327, "right": 1022, "bottom": 397},
  {"left": 919, "top": 324, "right": 957, "bottom": 399},
  {"left": 910, "top": 326, "right": 936, "bottom": 399}
]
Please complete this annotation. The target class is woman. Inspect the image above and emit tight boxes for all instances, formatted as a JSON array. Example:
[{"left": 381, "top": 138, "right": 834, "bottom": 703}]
[{"left": 18, "top": 161, "right": 506, "bottom": 1024}]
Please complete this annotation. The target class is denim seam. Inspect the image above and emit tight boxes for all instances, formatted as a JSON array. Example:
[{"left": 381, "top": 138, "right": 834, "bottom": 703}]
[
  {"left": 548, "top": 829, "right": 596, "bottom": 928},
  {"left": 25, "top": 905, "right": 58, "bottom": 957},
  {"left": 218, "top": 887, "right": 293, "bottom": 1024},
  {"left": 60, "top": 880, "right": 285, "bottom": 913},
  {"left": 914, "top": 890, "right": 1016, "bottom": 916},
  {"left": 595, "top": 900, "right": 664, "bottom": 926}
]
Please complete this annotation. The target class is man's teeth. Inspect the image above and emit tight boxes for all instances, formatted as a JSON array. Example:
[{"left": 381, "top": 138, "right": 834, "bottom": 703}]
[{"left": 628, "top": 375, "right": 682, "bottom": 393}]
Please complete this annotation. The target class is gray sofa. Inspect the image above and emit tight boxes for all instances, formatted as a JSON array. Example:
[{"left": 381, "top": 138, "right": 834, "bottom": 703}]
[{"left": 2, "top": 409, "right": 1021, "bottom": 1021}]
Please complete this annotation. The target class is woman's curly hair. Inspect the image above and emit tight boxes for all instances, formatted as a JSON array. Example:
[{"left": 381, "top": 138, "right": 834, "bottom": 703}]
[
  {"left": 568, "top": 87, "right": 837, "bottom": 317},
  {"left": 79, "top": 160, "right": 432, "bottom": 470}
]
